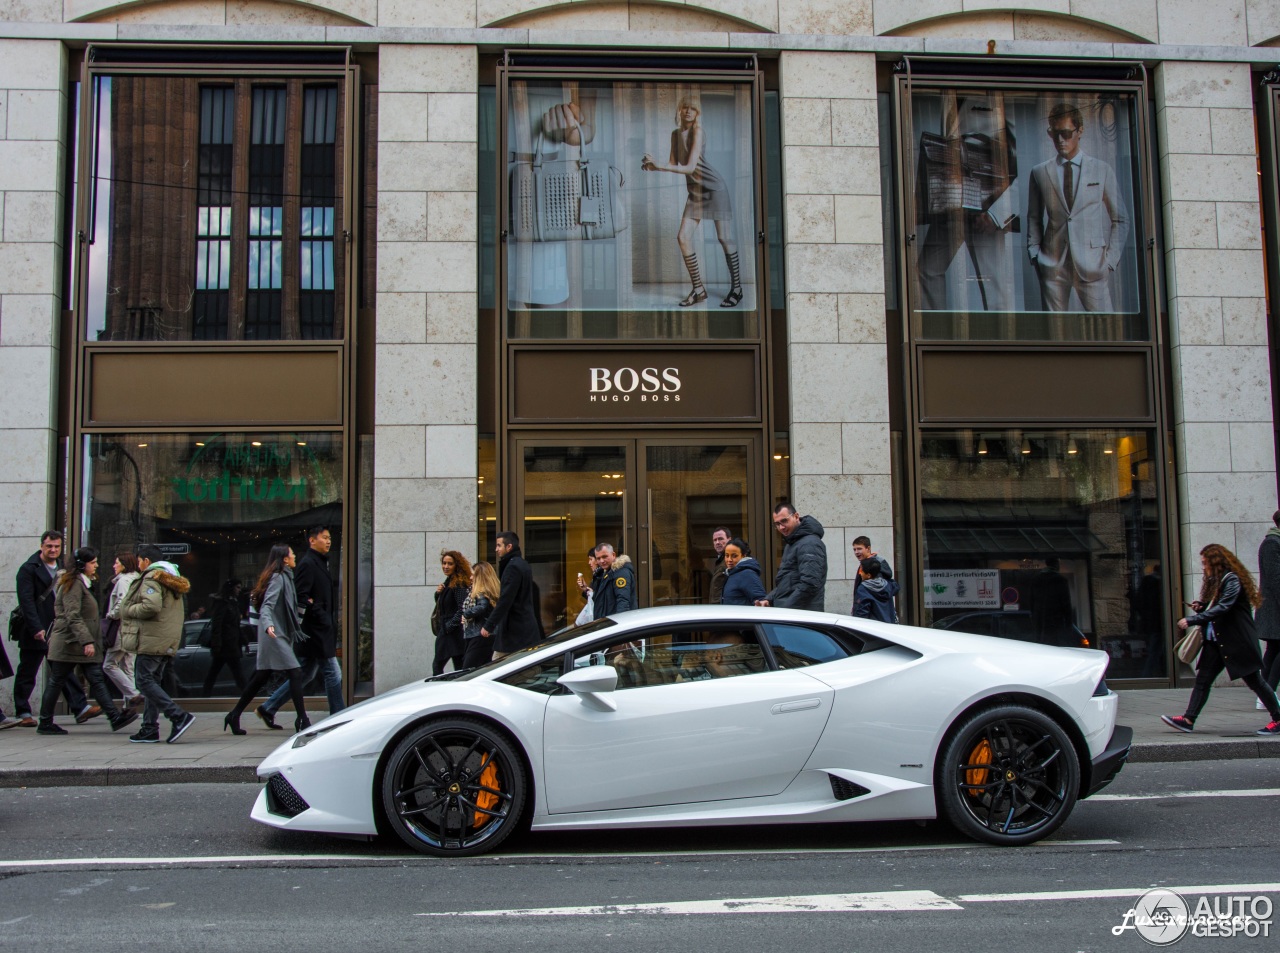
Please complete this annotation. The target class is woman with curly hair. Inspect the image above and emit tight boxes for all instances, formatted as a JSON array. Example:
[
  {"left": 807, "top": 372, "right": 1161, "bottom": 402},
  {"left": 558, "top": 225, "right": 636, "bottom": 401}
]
[
  {"left": 433, "top": 550, "right": 472, "bottom": 676},
  {"left": 1162, "top": 543, "right": 1280, "bottom": 735}
]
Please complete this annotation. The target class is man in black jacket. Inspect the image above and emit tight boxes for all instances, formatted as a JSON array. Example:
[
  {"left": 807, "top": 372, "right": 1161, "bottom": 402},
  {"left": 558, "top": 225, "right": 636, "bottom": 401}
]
[
  {"left": 756, "top": 503, "right": 828, "bottom": 612},
  {"left": 258, "top": 526, "right": 344, "bottom": 726},
  {"left": 592, "top": 543, "right": 636, "bottom": 617},
  {"left": 482, "top": 531, "right": 541, "bottom": 655},
  {"left": 6, "top": 531, "right": 92, "bottom": 728}
]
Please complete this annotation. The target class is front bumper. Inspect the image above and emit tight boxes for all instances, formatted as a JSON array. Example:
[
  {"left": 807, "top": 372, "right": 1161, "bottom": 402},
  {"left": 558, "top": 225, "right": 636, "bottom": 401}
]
[{"left": 1082, "top": 724, "right": 1132, "bottom": 798}]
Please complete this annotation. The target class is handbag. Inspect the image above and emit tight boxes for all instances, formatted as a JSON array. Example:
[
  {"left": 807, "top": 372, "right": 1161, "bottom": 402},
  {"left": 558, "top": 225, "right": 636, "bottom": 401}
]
[
  {"left": 8, "top": 576, "right": 57, "bottom": 641},
  {"left": 510, "top": 119, "right": 627, "bottom": 242},
  {"left": 100, "top": 616, "right": 120, "bottom": 650},
  {"left": 1175, "top": 625, "right": 1203, "bottom": 665},
  {"left": 430, "top": 601, "right": 442, "bottom": 638}
]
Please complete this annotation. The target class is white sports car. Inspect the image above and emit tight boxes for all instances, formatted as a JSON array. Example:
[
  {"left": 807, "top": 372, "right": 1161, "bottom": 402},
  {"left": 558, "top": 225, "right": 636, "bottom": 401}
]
[{"left": 251, "top": 606, "right": 1131, "bottom": 857}]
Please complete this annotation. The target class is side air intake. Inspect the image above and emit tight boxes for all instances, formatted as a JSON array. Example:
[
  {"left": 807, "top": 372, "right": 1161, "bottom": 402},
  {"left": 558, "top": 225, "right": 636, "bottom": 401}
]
[{"left": 828, "top": 775, "right": 871, "bottom": 801}]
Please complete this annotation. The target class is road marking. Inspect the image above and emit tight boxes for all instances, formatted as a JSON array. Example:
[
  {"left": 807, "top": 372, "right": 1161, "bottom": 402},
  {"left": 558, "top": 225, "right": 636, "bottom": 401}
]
[
  {"left": 416, "top": 891, "right": 962, "bottom": 917},
  {"left": 418, "top": 882, "right": 1280, "bottom": 918},
  {"left": 0, "top": 840, "right": 1120, "bottom": 870},
  {"left": 1091, "top": 787, "right": 1280, "bottom": 802},
  {"left": 958, "top": 882, "right": 1280, "bottom": 903}
]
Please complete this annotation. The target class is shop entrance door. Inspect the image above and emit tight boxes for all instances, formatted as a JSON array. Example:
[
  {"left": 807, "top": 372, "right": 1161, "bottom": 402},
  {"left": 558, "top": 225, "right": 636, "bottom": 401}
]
[{"left": 512, "top": 435, "right": 762, "bottom": 631}]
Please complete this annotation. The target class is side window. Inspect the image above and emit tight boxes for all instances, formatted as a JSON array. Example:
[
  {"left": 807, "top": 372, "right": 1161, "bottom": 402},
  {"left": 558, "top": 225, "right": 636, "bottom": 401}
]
[
  {"left": 500, "top": 655, "right": 567, "bottom": 695},
  {"left": 762, "top": 623, "right": 851, "bottom": 669},
  {"left": 569, "top": 628, "right": 767, "bottom": 690}
]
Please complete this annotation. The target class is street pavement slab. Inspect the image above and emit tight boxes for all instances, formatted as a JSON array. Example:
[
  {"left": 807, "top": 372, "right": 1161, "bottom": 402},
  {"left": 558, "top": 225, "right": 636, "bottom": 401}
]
[{"left": 0, "top": 687, "right": 1276, "bottom": 787}]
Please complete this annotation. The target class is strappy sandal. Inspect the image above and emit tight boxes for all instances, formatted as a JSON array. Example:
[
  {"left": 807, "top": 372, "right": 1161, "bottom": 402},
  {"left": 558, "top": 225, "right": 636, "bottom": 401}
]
[
  {"left": 720, "top": 287, "right": 743, "bottom": 308},
  {"left": 678, "top": 288, "right": 708, "bottom": 307}
]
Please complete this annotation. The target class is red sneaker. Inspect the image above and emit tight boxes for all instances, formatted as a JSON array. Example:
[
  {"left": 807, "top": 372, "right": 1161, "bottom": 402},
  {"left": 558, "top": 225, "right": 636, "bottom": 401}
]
[
  {"left": 1160, "top": 714, "right": 1194, "bottom": 733},
  {"left": 1257, "top": 720, "right": 1280, "bottom": 736}
]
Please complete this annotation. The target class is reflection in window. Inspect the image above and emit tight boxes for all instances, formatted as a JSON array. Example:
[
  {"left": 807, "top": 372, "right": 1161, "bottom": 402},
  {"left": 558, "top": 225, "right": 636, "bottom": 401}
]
[
  {"left": 762, "top": 624, "right": 851, "bottom": 668},
  {"left": 300, "top": 85, "right": 338, "bottom": 339},
  {"left": 82, "top": 431, "right": 344, "bottom": 697},
  {"left": 572, "top": 629, "right": 765, "bottom": 688},
  {"left": 246, "top": 87, "right": 286, "bottom": 339},
  {"left": 194, "top": 86, "right": 234, "bottom": 340},
  {"left": 906, "top": 87, "right": 1147, "bottom": 342},
  {"left": 918, "top": 429, "right": 1165, "bottom": 679}
]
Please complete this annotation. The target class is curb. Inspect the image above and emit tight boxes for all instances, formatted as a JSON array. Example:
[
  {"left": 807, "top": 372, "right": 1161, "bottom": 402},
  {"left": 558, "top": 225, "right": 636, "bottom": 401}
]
[{"left": 1, "top": 739, "right": 1277, "bottom": 788}]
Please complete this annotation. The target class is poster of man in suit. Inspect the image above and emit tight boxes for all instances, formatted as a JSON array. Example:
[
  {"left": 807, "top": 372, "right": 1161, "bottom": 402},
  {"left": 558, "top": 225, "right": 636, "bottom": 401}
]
[{"left": 911, "top": 90, "right": 1140, "bottom": 320}]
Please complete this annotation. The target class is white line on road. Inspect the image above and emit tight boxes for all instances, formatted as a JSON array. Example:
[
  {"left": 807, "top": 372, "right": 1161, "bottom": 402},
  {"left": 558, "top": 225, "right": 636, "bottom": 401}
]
[
  {"left": 416, "top": 891, "right": 963, "bottom": 917},
  {"left": 1090, "top": 787, "right": 1280, "bottom": 802},
  {"left": 0, "top": 840, "right": 1121, "bottom": 870},
  {"left": 958, "top": 882, "right": 1280, "bottom": 903}
]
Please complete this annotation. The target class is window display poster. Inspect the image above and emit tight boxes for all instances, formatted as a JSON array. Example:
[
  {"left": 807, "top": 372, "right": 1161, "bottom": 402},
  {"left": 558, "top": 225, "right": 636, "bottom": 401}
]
[
  {"left": 911, "top": 89, "right": 1141, "bottom": 316},
  {"left": 923, "top": 569, "right": 1002, "bottom": 608},
  {"left": 506, "top": 79, "right": 757, "bottom": 314}
]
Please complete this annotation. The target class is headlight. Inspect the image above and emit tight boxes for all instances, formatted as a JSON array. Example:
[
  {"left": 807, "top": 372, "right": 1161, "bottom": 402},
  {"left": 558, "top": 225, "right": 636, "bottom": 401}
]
[{"left": 292, "top": 720, "right": 350, "bottom": 748}]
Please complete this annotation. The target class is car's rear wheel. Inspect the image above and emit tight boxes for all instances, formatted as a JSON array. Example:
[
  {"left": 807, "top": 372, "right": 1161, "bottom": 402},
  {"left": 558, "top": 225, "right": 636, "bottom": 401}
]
[
  {"left": 381, "top": 717, "right": 527, "bottom": 857},
  {"left": 938, "top": 704, "right": 1079, "bottom": 846}
]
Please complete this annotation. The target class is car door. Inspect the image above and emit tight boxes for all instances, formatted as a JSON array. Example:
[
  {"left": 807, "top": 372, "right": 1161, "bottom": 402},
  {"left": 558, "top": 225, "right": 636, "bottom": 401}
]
[{"left": 542, "top": 624, "right": 833, "bottom": 815}]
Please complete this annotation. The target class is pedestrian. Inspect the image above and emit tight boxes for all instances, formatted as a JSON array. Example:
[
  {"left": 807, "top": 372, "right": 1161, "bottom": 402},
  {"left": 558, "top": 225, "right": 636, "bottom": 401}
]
[
  {"left": 37, "top": 547, "right": 138, "bottom": 736},
  {"left": 756, "top": 503, "right": 828, "bottom": 611},
  {"left": 850, "top": 535, "right": 894, "bottom": 613},
  {"left": 1029, "top": 557, "right": 1074, "bottom": 645},
  {"left": 1256, "top": 511, "right": 1280, "bottom": 710},
  {"left": 433, "top": 550, "right": 471, "bottom": 676},
  {"left": 225, "top": 544, "right": 310, "bottom": 735},
  {"left": 482, "top": 531, "right": 541, "bottom": 655},
  {"left": 720, "top": 538, "right": 766, "bottom": 606},
  {"left": 101, "top": 552, "right": 144, "bottom": 711},
  {"left": 573, "top": 548, "right": 598, "bottom": 626},
  {"left": 1161, "top": 543, "right": 1280, "bottom": 736},
  {"left": 7, "top": 531, "right": 95, "bottom": 729},
  {"left": 202, "top": 579, "right": 247, "bottom": 697},
  {"left": 708, "top": 527, "right": 731, "bottom": 604},
  {"left": 119, "top": 543, "right": 195, "bottom": 744},
  {"left": 853, "top": 557, "right": 899, "bottom": 623},
  {"left": 592, "top": 543, "right": 636, "bottom": 617},
  {"left": 0, "top": 637, "right": 12, "bottom": 729},
  {"left": 256, "top": 527, "right": 344, "bottom": 728},
  {"left": 461, "top": 561, "right": 500, "bottom": 669}
]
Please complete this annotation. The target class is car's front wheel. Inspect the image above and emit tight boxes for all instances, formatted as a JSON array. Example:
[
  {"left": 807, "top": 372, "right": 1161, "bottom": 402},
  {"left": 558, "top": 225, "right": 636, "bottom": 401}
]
[
  {"left": 381, "top": 717, "right": 527, "bottom": 857},
  {"left": 937, "top": 704, "right": 1079, "bottom": 846}
]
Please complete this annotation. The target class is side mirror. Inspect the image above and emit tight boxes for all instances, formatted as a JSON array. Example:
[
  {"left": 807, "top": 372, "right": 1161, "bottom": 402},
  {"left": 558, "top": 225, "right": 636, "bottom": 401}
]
[{"left": 557, "top": 665, "right": 618, "bottom": 711}]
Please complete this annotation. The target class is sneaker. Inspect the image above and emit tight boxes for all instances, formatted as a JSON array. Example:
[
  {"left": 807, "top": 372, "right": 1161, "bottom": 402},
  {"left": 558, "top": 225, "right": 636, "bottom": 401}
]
[
  {"left": 1258, "top": 720, "right": 1280, "bottom": 736},
  {"left": 1161, "top": 714, "right": 1194, "bottom": 733},
  {"left": 1258, "top": 698, "right": 1267, "bottom": 710},
  {"left": 74, "top": 705, "right": 103, "bottom": 725},
  {"left": 36, "top": 723, "right": 69, "bottom": 736},
  {"left": 110, "top": 711, "right": 139, "bottom": 732},
  {"left": 166, "top": 712, "right": 195, "bottom": 744},
  {"left": 10, "top": 715, "right": 37, "bottom": 728},
  {"left": 0, "top": 716, "right": 26, "bottom": 730},
  {"left": 129, "top": 726, "right": 161, "bottom": 744}
]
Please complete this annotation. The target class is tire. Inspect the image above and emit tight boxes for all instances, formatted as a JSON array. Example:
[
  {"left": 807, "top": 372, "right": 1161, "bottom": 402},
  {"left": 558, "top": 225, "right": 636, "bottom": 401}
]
[
  {"left": 381, "top": 717, "right": 527, "bottom": 857},
  {"left": 937, "top": 704, "right": 1080, "bottom": 847}
]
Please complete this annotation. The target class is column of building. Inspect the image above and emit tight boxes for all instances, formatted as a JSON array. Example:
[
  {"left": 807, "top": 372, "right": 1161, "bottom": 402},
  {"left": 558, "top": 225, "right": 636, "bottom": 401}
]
[
  {"left": 0, "top": 39, "right": 67, "bottom": 714},
  {"left": 779, "top": 50, "right": 894, "bottom": 613},
  {"left": 1157, "top": 59, "right": 1277, "bottom": 599},
  {"left": 373, "top": 44, "right": 480, "bottom": 692}
]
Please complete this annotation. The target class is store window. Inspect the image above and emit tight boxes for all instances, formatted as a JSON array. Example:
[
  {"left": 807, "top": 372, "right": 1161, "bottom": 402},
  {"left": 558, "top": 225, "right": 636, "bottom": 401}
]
[
  {"left": 84, "top": 75, "right": 347, "bottom": 342},
  {"left": 918, "top": 429, "right": 1165, "bottom": 680},
  {"left": 904, "top": 85, "right": 1150, "bottom": 342},
  {"left": 505, "top": 77, "right": 760, "bottom": 340},
  {"left": 81, "top": 432, "right": 344, "bottom": 696}
]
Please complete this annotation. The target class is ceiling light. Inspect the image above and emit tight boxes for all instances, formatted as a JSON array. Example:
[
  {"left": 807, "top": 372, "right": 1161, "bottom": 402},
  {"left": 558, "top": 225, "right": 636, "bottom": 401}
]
[
  {"left": 1067, "top": 438, "right": 1078, "bottom": 455},
  {"left": 977, "top": 438, "right": 988, "bottom": 455},
  {"left": 1021, "top": 437, "right": 1031, "bottom": 455}
]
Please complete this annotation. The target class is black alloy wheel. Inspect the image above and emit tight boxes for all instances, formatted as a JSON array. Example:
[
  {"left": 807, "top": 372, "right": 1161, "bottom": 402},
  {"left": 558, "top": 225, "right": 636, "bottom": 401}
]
[
  {"left": 937, "top": 704, "right": 1080, "bottom": 846},
  {"left": 381, "top": 717, "right": 527, "bottom": 857}
]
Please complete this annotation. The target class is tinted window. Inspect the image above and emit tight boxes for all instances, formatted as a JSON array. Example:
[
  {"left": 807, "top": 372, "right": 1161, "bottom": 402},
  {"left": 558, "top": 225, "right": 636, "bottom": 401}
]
[
  {"left": 762, "top": 623, "right": 850, "bottom": 668},
  {"left": 499, "top": 655, "right": 568, "bottom": 695},
  {"left": 570, "top": 627, "right": 766, "bottom": 690}
]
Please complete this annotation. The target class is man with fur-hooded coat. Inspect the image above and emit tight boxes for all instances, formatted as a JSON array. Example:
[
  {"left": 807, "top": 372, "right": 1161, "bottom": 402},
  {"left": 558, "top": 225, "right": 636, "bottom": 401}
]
[{"left": 592, "top": 544, "right": 636, "bottom": 617}]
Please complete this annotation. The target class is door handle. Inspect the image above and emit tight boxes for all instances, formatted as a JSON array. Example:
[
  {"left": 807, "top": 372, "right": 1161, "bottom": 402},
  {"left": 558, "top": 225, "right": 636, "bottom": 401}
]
[{"left": 771, "top": 698, "right": 821, "bottom": 714}]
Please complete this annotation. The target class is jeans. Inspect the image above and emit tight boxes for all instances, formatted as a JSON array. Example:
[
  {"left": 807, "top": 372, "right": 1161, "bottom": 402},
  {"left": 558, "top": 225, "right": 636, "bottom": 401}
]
[
  {"left": 134, "top": 654, "right": 187, "bottom": 728},
  {"left": 40, "top": 661, "right": 120, "bottom": 727},
  {"left": 12, "top": 643, "right": 87, "bottom": 718},
  {"left": 264, "top": 655, "right": 344, "bottom": 716}
]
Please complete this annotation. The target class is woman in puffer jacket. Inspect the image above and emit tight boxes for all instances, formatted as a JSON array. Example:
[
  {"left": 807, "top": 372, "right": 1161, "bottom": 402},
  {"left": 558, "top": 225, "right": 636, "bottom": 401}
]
[
  {"left": 38, "top": 547, "right": 138, "bottom": 735},
  {"left": 720, "top": 538, "right": 767, "bottom": 606}
]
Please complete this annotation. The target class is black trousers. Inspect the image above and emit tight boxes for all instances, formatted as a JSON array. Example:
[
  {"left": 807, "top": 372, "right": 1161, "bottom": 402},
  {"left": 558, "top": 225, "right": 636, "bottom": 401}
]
[
  {"left": 462, "top": 637, "right": 494, "bottom": 670},
  {"left": 1262, "top": 640, "right": 1280, "bottom": 692},
  {"left": 433, "top": 631, "right": 465, "bottom": 676},
  {"left": 229, "top": 668, "right": 307, "bottom": 727},
  {"left": 13, "top": 644, "right": 87, "bottom": 718},
  {"left": 39, "top": 660, "right": 118, "bottom": 727},
  {"left": 1185, "top": 640, "right": 1280, "bottom": 722},
  {"left": 202, "top": 656, "right": 247, "bottom": 696}
]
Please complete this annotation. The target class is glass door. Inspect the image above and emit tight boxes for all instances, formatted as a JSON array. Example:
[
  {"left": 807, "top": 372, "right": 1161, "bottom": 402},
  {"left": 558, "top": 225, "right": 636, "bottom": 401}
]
[{"left": 512, "top": 435, "right": 761, "bottom": 630}]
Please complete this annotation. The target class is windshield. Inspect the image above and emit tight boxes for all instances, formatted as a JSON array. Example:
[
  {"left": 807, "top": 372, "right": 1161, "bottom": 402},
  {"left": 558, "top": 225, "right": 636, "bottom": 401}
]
[{"left": 432, "top": 617, "right": 618, "bottom": 682}]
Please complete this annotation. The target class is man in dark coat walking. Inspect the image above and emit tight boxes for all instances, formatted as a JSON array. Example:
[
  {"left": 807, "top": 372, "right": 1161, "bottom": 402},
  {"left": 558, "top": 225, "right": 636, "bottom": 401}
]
[
  {"left": 6, "top": 531, "right": 91, "bottom": 728},
  {"left": 1256, "top": 511, "right": 1280, "bottom": 705},
  {"left": 483, "top": 531, "right": 541, "bottom": 654},
  {"left": 756, "top": 503, "right": 828, "bottom": 612},
  {"left": 259, "top": 526, "right": 344, "bottom": 724}
]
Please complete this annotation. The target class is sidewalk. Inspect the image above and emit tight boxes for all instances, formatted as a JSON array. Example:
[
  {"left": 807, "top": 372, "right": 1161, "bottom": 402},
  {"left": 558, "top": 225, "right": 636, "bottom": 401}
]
[{"left": 0, "top": 688, "right": 1276, "bottom": 788}]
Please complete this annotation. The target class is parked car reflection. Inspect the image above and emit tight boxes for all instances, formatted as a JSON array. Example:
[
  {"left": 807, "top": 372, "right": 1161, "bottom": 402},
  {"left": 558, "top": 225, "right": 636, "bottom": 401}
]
[
  {"left": 931, "top": 609, "right": 1091, "bottom": 648},
  {"left": 175, "top": 619, "right": 258, "bottom": 697}
]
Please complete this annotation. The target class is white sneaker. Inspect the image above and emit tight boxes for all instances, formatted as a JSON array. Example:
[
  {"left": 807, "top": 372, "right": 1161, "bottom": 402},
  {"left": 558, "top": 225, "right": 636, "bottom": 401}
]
[{"left": 1259, "top": 697, "right": 1268, "bottom": 710}]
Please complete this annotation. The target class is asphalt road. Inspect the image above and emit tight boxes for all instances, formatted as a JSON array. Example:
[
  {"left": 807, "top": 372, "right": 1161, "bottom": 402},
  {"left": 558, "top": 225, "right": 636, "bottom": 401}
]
[{"left": 1, "top": 760, "right": 1277, "bottom": 952}]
